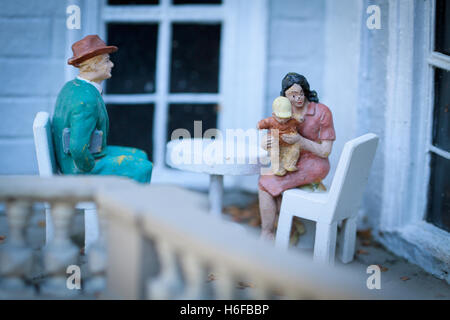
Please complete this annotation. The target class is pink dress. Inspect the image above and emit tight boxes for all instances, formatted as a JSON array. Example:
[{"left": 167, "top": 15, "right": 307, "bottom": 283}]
[{"left": 258, "top": 102, "right": 336, "bottom": 197}]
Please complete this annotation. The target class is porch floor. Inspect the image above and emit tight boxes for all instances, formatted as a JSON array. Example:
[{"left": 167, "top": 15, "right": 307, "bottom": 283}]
[{"left": 221, "top": 190, "right": 450, "bottom": 300}]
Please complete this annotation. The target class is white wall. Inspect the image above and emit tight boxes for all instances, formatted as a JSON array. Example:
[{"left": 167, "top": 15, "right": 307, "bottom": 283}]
[
  {"left": 321, "top": 0, "right": 363, "bottom": 188},
  {"left": 265, "top": 0, "right": 326, "bottom": 115},
  {"left": 0, "top": 0, "right": 67, "bottom": 174}
]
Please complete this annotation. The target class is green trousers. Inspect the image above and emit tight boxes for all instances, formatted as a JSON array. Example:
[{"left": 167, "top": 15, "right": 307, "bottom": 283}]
[{"left": 89, "top": 146, "right": 153, "bottom": 184}]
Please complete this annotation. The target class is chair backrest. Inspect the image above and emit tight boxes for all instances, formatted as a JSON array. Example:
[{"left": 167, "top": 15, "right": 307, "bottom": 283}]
[
  {"left": 33, "top": 112, "right": 58, "bottom": 176},
  {"left": 328, "top": 133, "right": 379, "bottom": 222}
]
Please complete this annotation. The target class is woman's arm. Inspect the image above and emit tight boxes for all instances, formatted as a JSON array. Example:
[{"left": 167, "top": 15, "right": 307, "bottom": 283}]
[
  {"left": 300, "top": 136, "right": 333, "bottom": 158},
  {"left": 281, "top": 134, "right": 333, "bottom": 158}
]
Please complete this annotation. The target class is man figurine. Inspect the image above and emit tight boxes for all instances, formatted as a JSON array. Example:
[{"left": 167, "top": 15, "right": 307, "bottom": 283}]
[{"left": 52, "top": 35, "right": 153, "bottom": 183}]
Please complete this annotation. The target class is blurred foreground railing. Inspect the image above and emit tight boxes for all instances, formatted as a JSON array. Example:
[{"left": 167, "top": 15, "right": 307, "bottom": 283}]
[{"left": 0, "top": 176, "right": 374, "bottom": 299}]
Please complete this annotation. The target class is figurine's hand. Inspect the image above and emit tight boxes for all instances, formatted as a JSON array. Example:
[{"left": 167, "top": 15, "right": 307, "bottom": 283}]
[
  {"left": 281, "top": 133, "right": 301, "bottom": 145},
  {"left": 261, "top": 134, "right": 274, "bottom": 150}
]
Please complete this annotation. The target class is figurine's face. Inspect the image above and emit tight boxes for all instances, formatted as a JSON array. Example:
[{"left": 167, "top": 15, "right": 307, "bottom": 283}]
[
  {"left": 96, "top": 54, "right": 114, "bottom": 80},
  {"left": 80, "top": 54, "right": 114, "bottom": 82},
  {"left": 285, "top": 84, "right": 305, "bottom": 108},
  {"left": 273, "top": 113, "right": 290, "bottom": 123}
]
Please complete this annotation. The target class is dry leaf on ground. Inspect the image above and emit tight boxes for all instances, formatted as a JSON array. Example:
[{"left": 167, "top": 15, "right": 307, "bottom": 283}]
[
  {"left": 377, "top": 265, "right": 388, "bottom": 272},
  {"left": 357, "top": 229, "right": 372, "bottom": 241},
  {"left": 236, "top": 281, "right": 253, "bottom": 289},
  {"left": 207, "top": 273, "right": 216, "bottom": 282},
  {"left": 400, "top": 276, "right": 410, "bottom": 281},
  {"left": 356, "top": 249, "right": 369, "bottom": 255}
]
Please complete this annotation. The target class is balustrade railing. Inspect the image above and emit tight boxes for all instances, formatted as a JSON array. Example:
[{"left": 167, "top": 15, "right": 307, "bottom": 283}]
[{"left": 0, "top": 176, "right": 374, "bottom": 299}]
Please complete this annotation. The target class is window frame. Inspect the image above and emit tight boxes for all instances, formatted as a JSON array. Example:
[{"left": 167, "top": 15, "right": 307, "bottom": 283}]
[
  {"left": 83, "top": 0, "right": 268, "bottom": 189},
  {"left": 381, "top": 0, "right": 450, "bottom": 280}
]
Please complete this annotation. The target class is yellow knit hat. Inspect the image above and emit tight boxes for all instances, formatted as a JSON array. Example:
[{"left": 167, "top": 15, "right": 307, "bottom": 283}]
[{"left": 272, "top": 96, "right": 292, "bottom": 118}]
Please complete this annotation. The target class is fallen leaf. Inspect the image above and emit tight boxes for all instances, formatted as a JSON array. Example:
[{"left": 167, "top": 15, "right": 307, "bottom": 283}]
[
  {"left": 377, "top": 265, "right": 388, "bottom": 272},
  {"left": 232, "top": 216, "right": 243, "bottom": 222},
  {"left": 249, "top": 217, "right": 261, "bottom": 227},
  {"left": 240, "top": 209, "right": 254, "bottom": 219},
  {"left": 37, "top": 220, "right": 46, "bottom": 228},
  {"left": 400, "top": 276, "right": 410, "bottom": 281},
  {"left": 356, "top": 249, "right": 369, "bottom": 255},
  {"left": 357, "top": 229, "right": 372, "bottom": 240},
  {"left": 362, "top": 240, "right": 372, "bottom": 246},
  {"left": 0, "top": 235, "right": 6, "bottom": 241},
  {"left": 225, "top": 206, "right": 241, "bottom": 217},
  {"left": 207, "top": 273, "right": 216, "bottom": 282},
  {"left": 236, "top": 281, "right": 253, "bottom": 289}
]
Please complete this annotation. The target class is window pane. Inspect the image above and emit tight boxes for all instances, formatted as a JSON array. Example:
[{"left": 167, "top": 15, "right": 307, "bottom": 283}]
[
  {"left": 170, "top": 24, "right": 221, "bottom": 93},
  {"left": 435, "top": 0, "right": 450, "bottom": 55},
  {"left": 108, "top": 0, "right": 159, "bottom": 5},
  {"left": 107, "top": 104, "right": 154, "bottom": 161},
  {"left": 167, "top": 104, "right": 218, "bottom": 141},
  {"left": 426, "top": 153, "right": 450, "bottom": 232},
  {"left": 107, "top": 24, "right": 158, "bottom": 94},
  {"left": 432, "top": 68, "right": 450, "bottom": 152},
  {"left": 173, "top": 0, "right": 221, "bottom": 4}
]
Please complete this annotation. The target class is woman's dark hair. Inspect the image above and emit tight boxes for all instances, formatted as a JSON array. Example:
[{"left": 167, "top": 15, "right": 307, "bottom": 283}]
[{"left": 280, "top": 72, "right": 319, "bottom": 103}]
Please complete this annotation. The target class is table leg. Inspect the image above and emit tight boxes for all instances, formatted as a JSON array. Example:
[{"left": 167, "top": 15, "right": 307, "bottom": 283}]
[{"left": 209, "top": 174, "right": 224, "bottom": 217}]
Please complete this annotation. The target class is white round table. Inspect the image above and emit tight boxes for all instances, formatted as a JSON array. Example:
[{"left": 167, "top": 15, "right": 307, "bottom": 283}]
[{"left": 166, "top": 138, "right": 269, "bottom": 216}]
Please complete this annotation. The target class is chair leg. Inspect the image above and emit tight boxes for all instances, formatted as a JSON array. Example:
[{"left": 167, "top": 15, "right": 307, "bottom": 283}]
[
  {"left": 313, "top": 221, "right": 337, "bottom": 265},
  {"left": 274, "top": 208, "right": 293, "bottom": 250},
  {"left": 45, "top": 206, "right": 54, "bottom": 245},
  {"left": 338, "top": 216, "right": 357, "bottom": 263},
  {"left": 84, "top": 208, "right": 99, "bottom": 253}
]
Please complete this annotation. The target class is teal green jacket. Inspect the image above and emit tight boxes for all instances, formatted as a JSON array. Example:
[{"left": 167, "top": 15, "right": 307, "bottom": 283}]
[{"left": 52, "top": 78, "right": 109, "bottom": 174}]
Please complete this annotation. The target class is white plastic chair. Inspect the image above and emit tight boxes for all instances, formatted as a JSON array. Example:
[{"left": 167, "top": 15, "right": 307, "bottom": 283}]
[
  {"left": 33, "top": 112, "right": 99, "bottom": 252},
  {"left": 275, "top": 133, "right": 379, "bottom": 265}
]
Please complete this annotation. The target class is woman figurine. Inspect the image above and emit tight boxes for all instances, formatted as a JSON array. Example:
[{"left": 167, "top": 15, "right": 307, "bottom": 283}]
[{"left": 258, "top": 72, "right": 336, "bottom": 240}]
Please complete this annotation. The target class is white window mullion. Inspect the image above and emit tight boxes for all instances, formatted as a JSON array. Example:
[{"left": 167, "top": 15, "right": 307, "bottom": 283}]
[
  {"left": 104, "top": 94, "right": 157, "bottom": 104},
  {"left": 154, "top": 0, "right": 171, "bottom": 168},
  {"left": 428, "top": 52, "right": 450, "bottom": 71},
  {"left": 167, "top": 93, "right": 220, "bottom": 104},
  {"left": 429, "top": 145, "right": 450, "bottom": 160},
  {"left": 103, "top": 5, "right": 162, "bottom": 22}
]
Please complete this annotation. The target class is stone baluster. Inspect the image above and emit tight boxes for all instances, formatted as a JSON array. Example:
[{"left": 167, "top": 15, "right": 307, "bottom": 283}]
[
  {"left": 40, "top": 201, "right": 79, "bottom": 297},
  {"left": 0, "top": 200, "right": 34, "bottom": 298},
  {"left": 213, "top": 266, "right": 235, "bottom": 299},
  {"left": 177, "top": 252, "right": 210, "bottom": 299},
  {"left": 84, "top": 206, "right": 108, "bottom": 296},
  {"left": 247, "top": 278, "right": 270, "bottom": 300},
  {"left": 146, "top": 240, "right": 183, "bottom": 299}
]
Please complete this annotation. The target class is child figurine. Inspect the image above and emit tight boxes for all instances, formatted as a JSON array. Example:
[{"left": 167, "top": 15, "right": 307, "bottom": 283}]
[{"left": 258, "top": 96, "right": 302, "bottom": 176}]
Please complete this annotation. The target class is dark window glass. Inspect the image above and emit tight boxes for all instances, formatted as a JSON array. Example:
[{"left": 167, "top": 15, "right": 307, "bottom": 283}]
[
  {"left": 173, "top": 0, "right": 221, "bottom": 4},
  {"left": 435, "top": 0, "right": 450, "bottom": 55},
  {"left": 107, "top": 104, "right": 154, "bottom": 161},
  {"left": 170, "top": 24, "right": 221, "bottom": 93},
  {"left": 107, "top": 23, "right": 158, "bottom": 94},
  {"left": 167, "top": 104, "right": 218, "bottom": 141},
  {"left": 432, "top": 68, "right": 450, "bottom": 152},
  {"left": 108, "top": 0, "right": 159, "bottom": 5},
  {"left": 426, "top": 153, "right": 450, "bottom": 232}
]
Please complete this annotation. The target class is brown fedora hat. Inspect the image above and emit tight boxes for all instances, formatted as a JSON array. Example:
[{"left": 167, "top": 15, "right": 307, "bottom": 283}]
[{"left": 68, "top": 35, "right": 118, "bottom": 67}]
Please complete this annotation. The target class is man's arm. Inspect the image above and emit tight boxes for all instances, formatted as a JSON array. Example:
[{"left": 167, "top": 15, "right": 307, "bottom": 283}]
[{"left": 69, "top": 102, "right": 97, "bottom": 172}]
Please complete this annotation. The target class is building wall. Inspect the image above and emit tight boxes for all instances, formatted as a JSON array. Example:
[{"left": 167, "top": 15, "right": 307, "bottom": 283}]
[
  {"left": 265, "top": 0, "right": 326, "bottom": 116},
  {"left": 356, "top": 0, "right": 390, "bottom": 229},
  {"left": 0, "top": 0, "right": 67, "bottom": 174}
]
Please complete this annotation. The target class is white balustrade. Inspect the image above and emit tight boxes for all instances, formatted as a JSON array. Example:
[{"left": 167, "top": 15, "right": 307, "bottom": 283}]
[
  {"left": 40, "top": 201, "right": 79, "bottom": 297},
  {"left": 0, "top": 176, "right": 379, "bottom": 300},
  {"left": 84, "top": 207, "right": 108, "bottom": 295},
  {"left": 0, "top": 200, "right": 34, "bottom": 298},
  {"left": 147, "top": 240, "right": 184, "bottom": 299}
]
